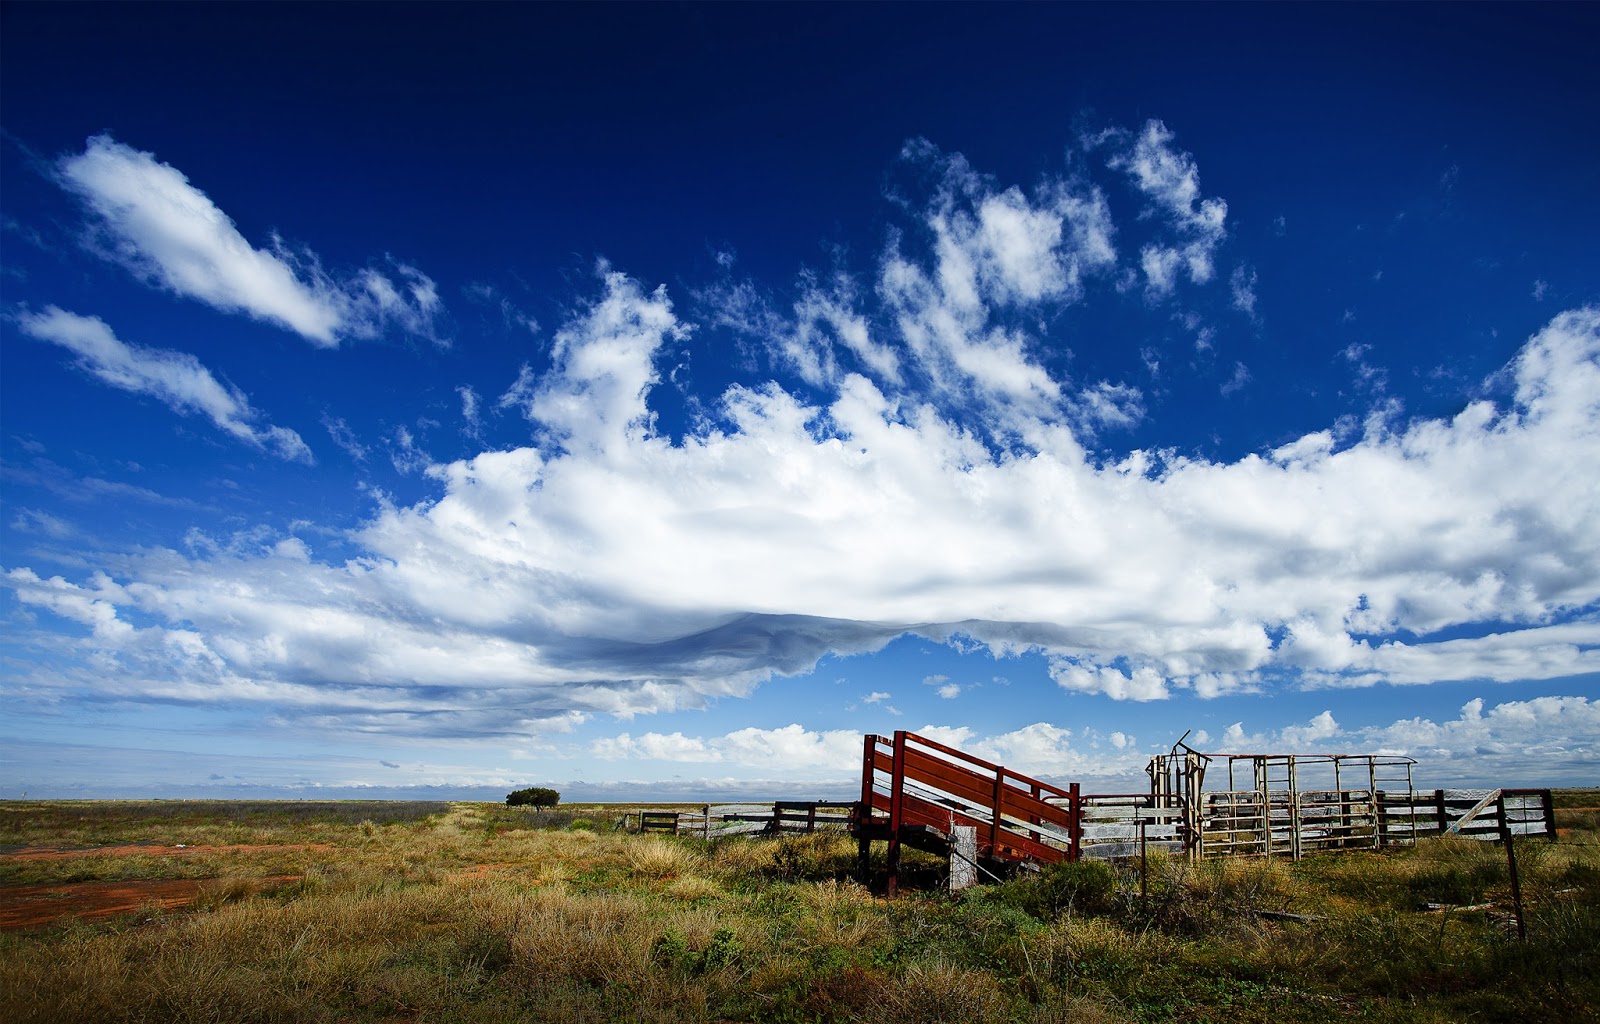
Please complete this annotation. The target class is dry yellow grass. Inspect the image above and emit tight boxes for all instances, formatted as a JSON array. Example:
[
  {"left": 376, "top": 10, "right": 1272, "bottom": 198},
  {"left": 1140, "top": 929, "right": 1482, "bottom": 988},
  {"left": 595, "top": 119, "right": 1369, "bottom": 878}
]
[{"left": 2, "top": 800, "right": 1597, "bottom": 1023}]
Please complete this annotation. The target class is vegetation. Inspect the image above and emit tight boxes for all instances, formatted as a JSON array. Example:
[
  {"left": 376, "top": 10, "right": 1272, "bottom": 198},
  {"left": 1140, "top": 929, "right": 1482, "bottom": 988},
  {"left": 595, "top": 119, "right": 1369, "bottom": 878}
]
[
  {"left": 506, "top": 787, "right": 561, "bottom": 809},
  {"left": 0, "top": 793, "right": 1595, "bottom": 1023}
]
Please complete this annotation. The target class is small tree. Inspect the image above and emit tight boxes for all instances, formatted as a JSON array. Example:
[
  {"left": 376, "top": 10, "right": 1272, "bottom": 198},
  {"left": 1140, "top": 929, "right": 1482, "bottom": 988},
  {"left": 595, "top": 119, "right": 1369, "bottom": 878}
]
[{"left": 506, "top": 786, "right": 560, "bottom": 808}]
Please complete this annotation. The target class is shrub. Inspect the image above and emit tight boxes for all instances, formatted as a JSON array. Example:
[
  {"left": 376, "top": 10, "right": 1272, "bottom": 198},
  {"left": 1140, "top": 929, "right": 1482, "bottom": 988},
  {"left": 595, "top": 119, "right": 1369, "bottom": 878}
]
[
  {"left": 992, "top": 859, "right": 1119, "bottom": 922},
  {"left": 505, "top": 787, "right": 560, "bottom": 808}
]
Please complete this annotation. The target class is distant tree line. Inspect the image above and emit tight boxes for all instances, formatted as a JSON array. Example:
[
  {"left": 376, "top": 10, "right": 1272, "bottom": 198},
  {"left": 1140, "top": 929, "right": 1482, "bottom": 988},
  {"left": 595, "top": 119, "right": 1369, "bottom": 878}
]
[{"left": 506, "top": 786, "right": 560, "bottom": 807}]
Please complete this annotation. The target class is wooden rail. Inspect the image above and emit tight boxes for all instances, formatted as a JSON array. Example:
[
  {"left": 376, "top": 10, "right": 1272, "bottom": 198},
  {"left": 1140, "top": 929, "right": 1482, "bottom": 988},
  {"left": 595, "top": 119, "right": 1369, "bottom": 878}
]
[
  {"left": 1376, "top": 788, "right": 1554, "bottom": 844},
  {"left": 852, "top": 731, "right": 1084, "bottom": 895},
  {"left": 628, "top": 802, "right": 855, "bottom": 837}
]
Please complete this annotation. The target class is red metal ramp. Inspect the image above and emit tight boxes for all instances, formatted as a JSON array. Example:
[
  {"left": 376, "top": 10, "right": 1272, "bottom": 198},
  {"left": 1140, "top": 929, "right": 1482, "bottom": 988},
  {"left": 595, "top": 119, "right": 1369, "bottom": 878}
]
[{"left": 852, "top": 730, "right": 1083, "bottom": 894}]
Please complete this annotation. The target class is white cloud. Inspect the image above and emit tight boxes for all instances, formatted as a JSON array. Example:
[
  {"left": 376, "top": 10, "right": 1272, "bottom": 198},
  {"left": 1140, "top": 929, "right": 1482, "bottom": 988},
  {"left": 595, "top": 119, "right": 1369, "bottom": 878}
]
[
  {"left": 388, "top": 426, "right": 432, "bottom": 475},
  {"left": 1140, "top": 245, "right": 1183, "bottom": 297},
  {"left": 592, "top": 724, "right": 861, "bottom": 772},
  {"left": 457, "top": 385, "right": 482, "bottom": 438},
  {"left": 58, "top": 135, "right": 443, "bottom": 346},
  {"left": 1230, "top": 265, "right": 1258, "bottom": 315},
  {"left": 322, "top": 416, "right": 367, "bottom": 461},
  {"left": 18, "top": 307, "right": 312, "bottom": 462},
  {"left": 6, "top": 124, "right": 1600, "bottom": 745},
  {"left": 7, "top": 298, "right": 1599, "bottom": 733},
  {"left": 1107, "top": 120, "right": 1228, "bottom": 293},
  {"left": 1196, "top": 697, "right": 1600, "bottom": 786},
  {"left": 937, "top": 683, "right": 961, "bottom": 699},
  {"left": 1219, "top": 361, "right": 1251, "bottom": 396},
  {"left": 863, "top": 691, "right": 892, "bottom": 704}
]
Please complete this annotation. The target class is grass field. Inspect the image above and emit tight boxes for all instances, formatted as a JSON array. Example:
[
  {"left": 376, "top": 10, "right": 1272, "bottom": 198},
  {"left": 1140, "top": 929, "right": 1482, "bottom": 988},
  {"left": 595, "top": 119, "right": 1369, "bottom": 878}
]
[{"left": 1, "top": 792, "right": 1596, "bottom": 1023}]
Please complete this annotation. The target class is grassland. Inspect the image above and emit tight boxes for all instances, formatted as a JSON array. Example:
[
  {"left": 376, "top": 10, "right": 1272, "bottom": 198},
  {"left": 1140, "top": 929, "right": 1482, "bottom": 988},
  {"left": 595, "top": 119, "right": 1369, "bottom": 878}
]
[{"left": 0, "top": 792, "right": 1596, "bottom": 1023}]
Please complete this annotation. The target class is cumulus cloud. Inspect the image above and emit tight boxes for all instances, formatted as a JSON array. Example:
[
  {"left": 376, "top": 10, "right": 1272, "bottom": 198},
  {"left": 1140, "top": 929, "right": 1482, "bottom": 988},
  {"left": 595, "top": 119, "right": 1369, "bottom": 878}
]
[
  {"left": 58, "top": 135, "right": 443, "bottom": 346},
  {"left": 18, "top": 307, "right": 312, "bottom": 462},
  {"left": 6, "top": 288, "right": 1599, "bottom": 735},
  {"left": 1203, "top": 696, "right": 1600, "bottom": 786},
  {"left": 5, "top": 127, "right": 1599, "bottom": 746},
  {"left": 593, "top": 723, "right": 862, "bottom": 771}
]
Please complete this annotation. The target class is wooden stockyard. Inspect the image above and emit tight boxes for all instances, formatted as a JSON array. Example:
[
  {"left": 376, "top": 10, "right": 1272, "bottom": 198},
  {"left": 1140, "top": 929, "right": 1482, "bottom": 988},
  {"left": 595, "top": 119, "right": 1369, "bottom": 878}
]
[
  {"left": 629, "top": 730, "right": 1557, "bottom": 895},
  {"left": 851, "top": 731, "right": 1556, "bottom": 894}
]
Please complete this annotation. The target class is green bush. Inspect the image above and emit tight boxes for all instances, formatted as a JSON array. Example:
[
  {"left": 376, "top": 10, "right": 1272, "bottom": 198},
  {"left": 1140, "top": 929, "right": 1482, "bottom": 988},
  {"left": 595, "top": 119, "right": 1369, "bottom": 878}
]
[
  {"left": 992, "top": 859, "right": 1119, "bottom": 922},
  {"left": 505, "top": 786, "right": 560, "bottom": 808}
]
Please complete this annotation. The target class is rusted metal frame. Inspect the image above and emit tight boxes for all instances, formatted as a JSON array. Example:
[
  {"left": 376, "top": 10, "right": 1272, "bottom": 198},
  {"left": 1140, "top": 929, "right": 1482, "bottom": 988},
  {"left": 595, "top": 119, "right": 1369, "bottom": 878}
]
[
  {"left": 1369, "top": 762, "right": 1382, "bottom": 848},
  {"left": 1254, "top": 758, "right": 1271, "bottom": 859},
  {"left": 1287, "top": 756, "right": 1302, "bottom": 861}
]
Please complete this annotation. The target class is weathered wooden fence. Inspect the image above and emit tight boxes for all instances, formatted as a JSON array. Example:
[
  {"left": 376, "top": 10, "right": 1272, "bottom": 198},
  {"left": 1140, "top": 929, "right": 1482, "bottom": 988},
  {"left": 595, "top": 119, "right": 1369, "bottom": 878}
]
[
  {"left": 625, "top": 733, "right": 1559, "bottom": 897},
  {"left": 627, "top": 801, "right": 855, "bottom": 838},
  {"left": 1376, "top": 788, "right": 1555, "bottom": 843},
  {"left": 1149, "top": 746, "right": 1556, "bottom": 860}
]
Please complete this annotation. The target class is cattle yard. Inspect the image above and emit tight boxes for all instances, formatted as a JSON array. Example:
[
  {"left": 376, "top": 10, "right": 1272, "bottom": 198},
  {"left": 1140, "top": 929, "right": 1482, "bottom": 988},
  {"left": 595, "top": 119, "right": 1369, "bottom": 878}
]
[{"left": 629, "top": 730, "right": 1557, "bottom": 895}]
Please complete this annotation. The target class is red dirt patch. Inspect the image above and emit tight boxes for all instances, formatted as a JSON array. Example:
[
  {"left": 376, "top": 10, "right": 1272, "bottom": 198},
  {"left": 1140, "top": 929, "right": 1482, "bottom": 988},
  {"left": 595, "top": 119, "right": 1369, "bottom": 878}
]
[
  {"left": 0, "top": 875, "right": 299, "bottom": 931},
  {"left": 2, "top": 843, "right": 333, "bottom": 861}
]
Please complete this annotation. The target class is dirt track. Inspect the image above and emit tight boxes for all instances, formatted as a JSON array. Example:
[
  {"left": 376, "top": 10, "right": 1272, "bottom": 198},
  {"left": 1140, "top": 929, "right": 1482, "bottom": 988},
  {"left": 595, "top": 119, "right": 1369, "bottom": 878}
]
[
  {"left": 0, "top": 876, "right": 300, "bottom": 930},
  {"left": 1, "top": 842, "right": 332, "bottom": 861},
  {"left": 0, "top": 844, "right": 321, "bottom": 930}
]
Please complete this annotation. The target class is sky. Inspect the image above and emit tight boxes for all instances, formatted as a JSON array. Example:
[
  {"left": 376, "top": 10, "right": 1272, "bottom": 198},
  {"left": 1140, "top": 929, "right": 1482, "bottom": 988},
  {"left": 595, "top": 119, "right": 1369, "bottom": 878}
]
[{"left": 2, "top": 3, "right": 1598, "bottom": 801}]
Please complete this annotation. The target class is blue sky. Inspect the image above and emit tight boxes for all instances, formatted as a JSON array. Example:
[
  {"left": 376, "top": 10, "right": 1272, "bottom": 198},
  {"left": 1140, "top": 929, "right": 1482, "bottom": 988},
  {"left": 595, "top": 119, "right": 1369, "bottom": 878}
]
[{"left": 2, "top": 4, "right": 1597, "bottom": 800}]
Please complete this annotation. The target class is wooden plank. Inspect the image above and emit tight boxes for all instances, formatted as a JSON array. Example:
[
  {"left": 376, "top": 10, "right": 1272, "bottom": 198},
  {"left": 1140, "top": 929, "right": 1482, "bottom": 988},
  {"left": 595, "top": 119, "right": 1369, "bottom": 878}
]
[
  {"left": 900, "top": 746, "right": 997, "bottom": 809},
  {"left": 1081, "top": 840, "right": 1185, "bottom": 859},
  {"left": 903, "top": 732, "right": 1074, "bottom": 801},
  {"left": 998, "top": 787, "right": 1079, "bottom": 832},
  {"left": 1077, "top": 805, "right": 1184, "bottom": 820},
  {"left": 1081, "top": 823, "right": 1179, "bottom": 841}
]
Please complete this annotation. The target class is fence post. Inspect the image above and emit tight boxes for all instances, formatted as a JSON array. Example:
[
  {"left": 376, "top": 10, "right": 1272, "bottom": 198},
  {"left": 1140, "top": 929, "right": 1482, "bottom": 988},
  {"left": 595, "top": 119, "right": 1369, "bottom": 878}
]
[
  {"left": 1434, "top": 789, "right": 1448, "bottom": 836},
  {"left": 949, "top": 826, "right": 978, "bottom": 892},
  {"left": 1497, "top": 792, "right": 1527, "bottom": 940},
  {"left": 1541, "top": 789, "right": 1557, "bottom": 843},
  {"left": 887, "top": 731, "right": 907, "bottom": 897},
  {"left": 1069, "top": 782, "right": 1082, "bottom": 862},
  {"left": 1139, "top": 816, "right": 1148, "bottom": 901},
  {"left": 1030, "top": 783, "right": 1043, "bottom": 844},
  {"left": 990, "top": 769, "right": 1005, "bottom": 855},
  {"left": 703, "top": 804, "right": 711, "bottom": 841},
  {"left": 858, "top": 735, "right": 876, "bottom": 884}
]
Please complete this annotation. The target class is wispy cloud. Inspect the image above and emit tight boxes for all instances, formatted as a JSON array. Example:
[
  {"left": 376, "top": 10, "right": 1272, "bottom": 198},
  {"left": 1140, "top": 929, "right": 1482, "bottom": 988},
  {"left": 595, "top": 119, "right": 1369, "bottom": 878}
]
[
  {"left": 18, "top": 307, "right": 312, "bottom": 462},
  {"left": 1104, "top": 120, "right": 1228, "bottom": 295},
  {"left": 322, "top": 416, "right": 368, "bottom": 461},
  {"left": 58, "top": 135, "right": 444, "bottom": 346}
]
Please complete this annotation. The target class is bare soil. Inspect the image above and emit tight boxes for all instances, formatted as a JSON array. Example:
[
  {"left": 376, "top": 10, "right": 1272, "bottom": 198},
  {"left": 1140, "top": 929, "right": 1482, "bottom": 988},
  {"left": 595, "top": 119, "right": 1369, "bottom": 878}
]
[
  {"left": 1, "top": 843, "right": 332, "bottom": 861},
  {"left": 0, "top": 876, "right": 299, "bottom": 930},
  {"left": 0, "top": 843, "right": 321, "bottom": 930}
]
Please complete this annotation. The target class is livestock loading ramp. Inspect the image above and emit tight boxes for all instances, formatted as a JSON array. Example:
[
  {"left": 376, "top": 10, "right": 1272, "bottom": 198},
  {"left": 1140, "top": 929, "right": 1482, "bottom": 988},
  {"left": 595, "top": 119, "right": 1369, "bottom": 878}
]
[{"left": 852, "top": 730, "right": 1085, "bottom": 895}]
